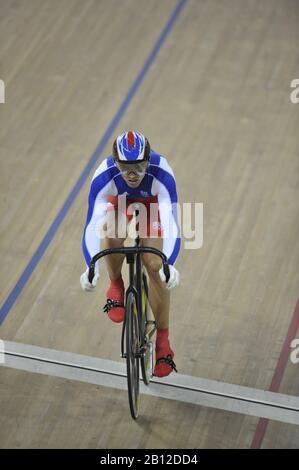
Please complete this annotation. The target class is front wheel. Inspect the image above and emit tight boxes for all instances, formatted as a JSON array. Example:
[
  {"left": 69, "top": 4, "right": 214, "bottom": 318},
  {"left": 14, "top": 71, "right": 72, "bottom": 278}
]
[{"left": 125, "top": 291, "right": 140, "bottom": 419}]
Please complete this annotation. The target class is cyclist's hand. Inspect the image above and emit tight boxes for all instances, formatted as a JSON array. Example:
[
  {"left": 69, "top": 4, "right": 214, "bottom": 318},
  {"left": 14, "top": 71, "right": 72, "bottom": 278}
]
[
  {"left": 80, "top": 268, "right": 99, "bottom": 292},
  {"left": 159, "top": 265, "right": 180, "bottom": 290}
]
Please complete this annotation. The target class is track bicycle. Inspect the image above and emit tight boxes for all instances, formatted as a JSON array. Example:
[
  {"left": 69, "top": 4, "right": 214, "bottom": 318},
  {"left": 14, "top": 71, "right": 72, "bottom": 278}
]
[{"left": 88, "top": 209, "right": 170, "bottom": 419}]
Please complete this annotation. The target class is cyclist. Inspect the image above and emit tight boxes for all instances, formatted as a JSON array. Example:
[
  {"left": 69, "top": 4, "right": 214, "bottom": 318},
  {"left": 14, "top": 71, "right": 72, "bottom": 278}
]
[{"left": 80, "top": 131, "right": 180, "bottom": 377}]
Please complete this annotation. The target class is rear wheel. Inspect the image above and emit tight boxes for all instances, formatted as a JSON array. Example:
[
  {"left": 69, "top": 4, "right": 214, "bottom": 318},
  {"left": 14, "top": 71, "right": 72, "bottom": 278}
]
[
  {"left": 125, "top": 292, "right": 140, "bottom": 419},
  {"left": 141, "top": 337, "right": 154, "bottom": 386},
  {"left": 140, "top": 273, "right": 154, "bottom": 385}
]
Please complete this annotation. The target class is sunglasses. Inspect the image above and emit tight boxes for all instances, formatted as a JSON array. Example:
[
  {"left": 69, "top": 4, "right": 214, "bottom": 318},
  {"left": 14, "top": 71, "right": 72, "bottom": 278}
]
[{"left": 116, "top": 161, "right": 148, "bottom": 176}]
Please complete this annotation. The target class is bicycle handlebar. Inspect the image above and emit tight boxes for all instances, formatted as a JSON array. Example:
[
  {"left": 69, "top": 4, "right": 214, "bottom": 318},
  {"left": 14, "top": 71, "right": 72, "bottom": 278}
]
[{"left": 88, "top": 246, "right": 170, "bottom": 284}]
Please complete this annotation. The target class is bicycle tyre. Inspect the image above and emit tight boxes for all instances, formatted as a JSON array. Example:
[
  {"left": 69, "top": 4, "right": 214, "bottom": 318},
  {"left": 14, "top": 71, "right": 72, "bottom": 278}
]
[{"left": 125, "top": 291, "right": 140, "bottom": 419}]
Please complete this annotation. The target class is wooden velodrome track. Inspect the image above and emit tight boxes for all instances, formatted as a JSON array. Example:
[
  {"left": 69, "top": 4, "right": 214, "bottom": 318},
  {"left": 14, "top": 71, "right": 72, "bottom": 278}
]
[{"left": 0, "top": 0, "right": 299, "bottom": 449}]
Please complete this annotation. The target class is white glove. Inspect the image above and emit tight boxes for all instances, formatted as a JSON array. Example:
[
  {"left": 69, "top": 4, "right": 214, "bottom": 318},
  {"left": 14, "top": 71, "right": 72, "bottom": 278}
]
[
  {"left": 80, "top": 268, "right": 99, "bottom": 292},
  {"left": 159, "top": 265, "right": 180, "bottom": 290}
]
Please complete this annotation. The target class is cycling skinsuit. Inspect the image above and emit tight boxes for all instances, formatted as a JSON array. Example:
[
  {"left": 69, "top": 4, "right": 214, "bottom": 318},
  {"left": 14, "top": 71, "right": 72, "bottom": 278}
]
[{"left": 82, "top": 151, "right": 181, "bottom": 267}]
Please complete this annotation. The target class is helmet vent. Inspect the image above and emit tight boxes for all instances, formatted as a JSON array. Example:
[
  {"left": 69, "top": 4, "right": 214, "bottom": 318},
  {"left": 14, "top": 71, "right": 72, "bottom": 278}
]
[{"left": 127, "top": 131, "right": 135, "bottom": 150}]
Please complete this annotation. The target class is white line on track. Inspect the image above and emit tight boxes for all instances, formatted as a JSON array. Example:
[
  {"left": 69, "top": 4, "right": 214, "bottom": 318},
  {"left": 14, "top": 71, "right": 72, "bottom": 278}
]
[{"left": 1, "top": 340, "right": 299, "bottom": 425}]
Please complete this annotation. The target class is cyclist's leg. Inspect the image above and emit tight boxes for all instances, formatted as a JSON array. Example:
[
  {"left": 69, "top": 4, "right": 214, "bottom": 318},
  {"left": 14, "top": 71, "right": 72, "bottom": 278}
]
[
  {"left": 141, "top": 237, "right": 176, "bottom": 377},
  {"left": 102, "top": 208, "right": 128, "bottom": 323},
  {"left": 141, "top": 237, "right": 169, "bottom": 329},
  {"left": 102, "top": 208, "right": 127, "bottom": 279}
]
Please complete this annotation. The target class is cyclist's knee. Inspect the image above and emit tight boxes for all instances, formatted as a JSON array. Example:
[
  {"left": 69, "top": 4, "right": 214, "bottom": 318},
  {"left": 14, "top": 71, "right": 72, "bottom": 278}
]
[
  {"left": 103, "top": 210, "right": 127, "bottom": 239},
  {"left": 142, "top": 253, "right": 161, "bottom": 274}
]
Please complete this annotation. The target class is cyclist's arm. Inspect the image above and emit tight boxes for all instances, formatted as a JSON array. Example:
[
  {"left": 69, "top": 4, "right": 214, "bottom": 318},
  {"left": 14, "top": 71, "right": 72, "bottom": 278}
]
[
  {"left": 152, "top": 175, "right": 181, "bottom": 266},
  {"left": 82, "top": 163, "right": 116, "bottom": 268}
]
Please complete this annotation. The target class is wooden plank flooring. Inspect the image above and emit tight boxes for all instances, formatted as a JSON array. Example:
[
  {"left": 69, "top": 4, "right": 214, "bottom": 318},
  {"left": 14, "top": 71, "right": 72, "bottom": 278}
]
[{"left": 0, "top": 0, "right": 298, "bottom": 448}]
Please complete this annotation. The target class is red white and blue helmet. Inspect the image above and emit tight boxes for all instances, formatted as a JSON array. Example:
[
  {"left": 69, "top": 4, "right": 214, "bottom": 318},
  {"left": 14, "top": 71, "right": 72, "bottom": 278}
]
[{"left": 113, "top": 131, "right": 150, "bottom": 162}]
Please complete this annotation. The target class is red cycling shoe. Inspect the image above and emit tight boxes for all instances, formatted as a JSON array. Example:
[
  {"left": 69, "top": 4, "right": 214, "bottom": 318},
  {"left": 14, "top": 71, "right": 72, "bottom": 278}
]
[
  {"left": 103, "top": 277, "right": 125, "bottom": 323},
  {"left": 154, "top": 342, "right": 177, "bottom": 378}
]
